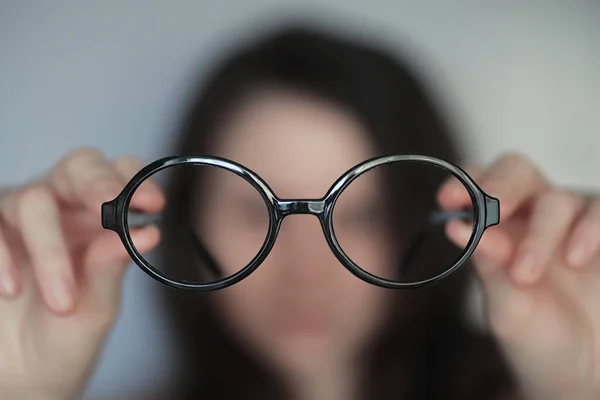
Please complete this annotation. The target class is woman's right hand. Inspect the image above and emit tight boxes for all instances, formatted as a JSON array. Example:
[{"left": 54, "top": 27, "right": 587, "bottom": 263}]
[{"left": 0, "top": 147, "right": 163, "bottom": 400}]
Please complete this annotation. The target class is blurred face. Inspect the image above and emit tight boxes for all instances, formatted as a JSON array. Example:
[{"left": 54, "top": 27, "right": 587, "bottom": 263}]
[{"left": 194, "top": 87, "right": 397, "bottom": 378}]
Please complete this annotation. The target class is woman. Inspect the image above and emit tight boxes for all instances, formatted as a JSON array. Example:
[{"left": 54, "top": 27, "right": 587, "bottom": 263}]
[{"left": 1, "top": 24, "right": 599, "bottom": 400}]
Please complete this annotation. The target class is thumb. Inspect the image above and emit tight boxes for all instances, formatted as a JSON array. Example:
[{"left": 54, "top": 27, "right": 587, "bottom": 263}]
[
  {"left": 445, "top": 220, "right": 521, "bottom": 312},
  {"left": 81, "top": 227, "right": 160, "bottom": 313},
  {"left": 445, "top": 219, "right": 512, "bottom": 278},
  {"left": 446, "top": 220, "right": 540, "bottom": 339}
]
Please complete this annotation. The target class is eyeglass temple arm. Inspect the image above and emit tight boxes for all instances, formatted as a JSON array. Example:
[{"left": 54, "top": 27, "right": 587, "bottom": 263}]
[
  {"left": 127, "top": 211, "right": 223, "bottom": 278},
  {"left": 400, "top": 209, "right": 473, "bottom": 271}
]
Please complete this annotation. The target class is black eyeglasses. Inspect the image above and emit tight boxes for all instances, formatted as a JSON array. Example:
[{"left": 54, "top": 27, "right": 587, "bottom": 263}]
[{"left": 101, "top": 154, "right": 499, "bottom": 291}]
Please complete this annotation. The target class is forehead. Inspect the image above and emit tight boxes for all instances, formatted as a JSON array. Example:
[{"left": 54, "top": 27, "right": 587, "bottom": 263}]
[{"left": 210, "top": 88, "right": 378, "bottom": 198}]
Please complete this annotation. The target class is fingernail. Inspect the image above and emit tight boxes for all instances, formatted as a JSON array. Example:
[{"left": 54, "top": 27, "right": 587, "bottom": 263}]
[
  {"left": 515, "top": 253, "right": 537, "bottom": 282},
  {"left": 0, "top": 269, "right": 16, "bottom": 296},
  {"left": 568, "top": 241, "right": 588, "bottom": 267},
  {"left": 51, "top": 277, "right": 74, "bottom": 311}
]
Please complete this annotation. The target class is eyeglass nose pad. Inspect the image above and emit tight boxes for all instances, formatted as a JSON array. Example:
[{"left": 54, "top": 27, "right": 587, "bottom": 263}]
[{"left": 276, "top": 213, "right": 325, "bottom": 244}]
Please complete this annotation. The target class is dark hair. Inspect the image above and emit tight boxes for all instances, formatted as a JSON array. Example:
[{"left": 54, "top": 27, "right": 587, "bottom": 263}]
[{"left": 157, "top": 23, "right": 516, "bottom": 399}]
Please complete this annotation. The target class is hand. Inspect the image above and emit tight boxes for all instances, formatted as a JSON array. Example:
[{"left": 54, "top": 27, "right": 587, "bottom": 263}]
[
  {"left": 0, "top": 148, "right": 163, "bottom": 400},
  {"left": 438, "top": 152, "right": 600, "bottom": 400}
]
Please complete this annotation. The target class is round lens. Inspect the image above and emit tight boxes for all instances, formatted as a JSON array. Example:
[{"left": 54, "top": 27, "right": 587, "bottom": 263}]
[
  {"left": 332, "top": 160, "right": 476, "bottom": 284},
  {"left": 127, "top": 163, "right": 271, "bottom": 285}
]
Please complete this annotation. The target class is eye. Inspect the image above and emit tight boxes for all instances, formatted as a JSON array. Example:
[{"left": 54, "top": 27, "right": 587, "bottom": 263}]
[
  {"left": 335, "top": 203, "right": 387, "bottom": 231},
  {"left": 231, "top": 196, "right": 270, "bottom": 224}
]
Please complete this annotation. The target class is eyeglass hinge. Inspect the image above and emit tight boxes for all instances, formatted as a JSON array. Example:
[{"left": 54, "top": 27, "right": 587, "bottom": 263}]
[
  {"left": 484, "top": 195, "right": 500, "bottom": 227},
  {"left": 101, "top": 199, "right": 117, "bottom": 230}
]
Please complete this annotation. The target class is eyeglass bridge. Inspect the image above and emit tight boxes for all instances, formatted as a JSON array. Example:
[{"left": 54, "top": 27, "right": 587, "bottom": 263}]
[{"left": 277, "top": 200, "right": 325, "bottom": 216}]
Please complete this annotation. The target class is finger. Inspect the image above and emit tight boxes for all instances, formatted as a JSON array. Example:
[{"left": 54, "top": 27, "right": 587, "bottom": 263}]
[
  {"left": 511, "top": 190, "right": 584, "bottom": 284},
  {"left": 48, "top": 147, "right": 125, "bottom": 213},
  {"left": 445, "top": 219, "right": 513, "bottom": 278},
  {"left": 437, "top": 164, "right": 484, "bottom": 210},
  {"left": 566, "top": 197, "right": 600, "bottom": 268},
  {"left": 445, "top": 218, "right": 526, "bottom": 331},
  {"left": 112, "top": 156, "right": 165, "bottom": 213},
  {"left": 480, "top": 153, "right": 550, "bottom": 222},
  {"left": 441, "top": 153, "right": 549, "bottom": 222},
  {"left": 85, "top": 156, "right": 162, "bottom": 311},
  {"left": 0, "top": 226, "right": 19, "bottom": 298},
  {"left": 1, "top": 187, "right": 29, "bottom": 228},
  {"left": 16, "top": 184, "right": 77, "bottom": 314},
  {"left": 82, "top": 226, "right": 160, "bottom": 312}
]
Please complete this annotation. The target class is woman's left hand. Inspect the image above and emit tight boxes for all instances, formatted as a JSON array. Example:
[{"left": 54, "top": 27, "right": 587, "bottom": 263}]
[{"left": 438, "top": 152, "right": 600, "bottom": 400}]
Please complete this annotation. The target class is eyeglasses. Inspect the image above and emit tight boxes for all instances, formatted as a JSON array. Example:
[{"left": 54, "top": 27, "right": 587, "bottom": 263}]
[{"left": 101, "top": 154, "right": 499, "bottom": 291}]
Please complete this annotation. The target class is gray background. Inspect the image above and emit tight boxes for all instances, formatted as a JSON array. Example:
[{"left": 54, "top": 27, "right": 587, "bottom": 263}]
[{"left": 1, "top": 1, "right": 599, "bottom": 398}]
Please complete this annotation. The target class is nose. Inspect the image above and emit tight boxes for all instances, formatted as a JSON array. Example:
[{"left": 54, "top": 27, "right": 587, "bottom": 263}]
[{"left": 270, "top": 213, "right": 337, "bottom": 283}]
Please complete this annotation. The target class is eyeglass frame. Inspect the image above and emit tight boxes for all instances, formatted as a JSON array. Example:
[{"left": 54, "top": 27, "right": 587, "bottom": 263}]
[{"left": 101, "top": 154, "right": 500, "bottom": 291}]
